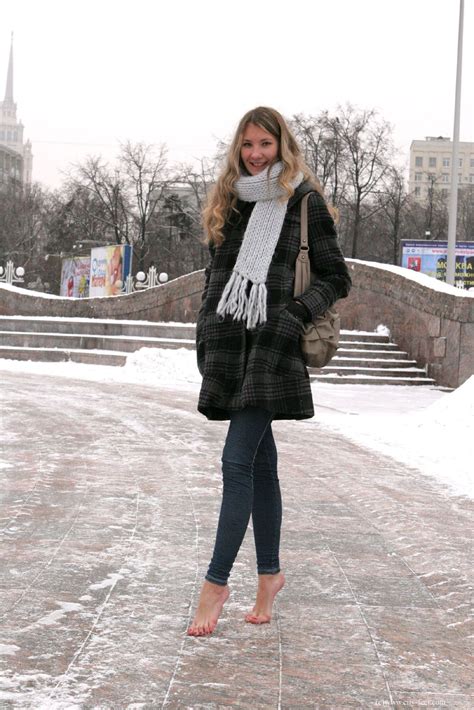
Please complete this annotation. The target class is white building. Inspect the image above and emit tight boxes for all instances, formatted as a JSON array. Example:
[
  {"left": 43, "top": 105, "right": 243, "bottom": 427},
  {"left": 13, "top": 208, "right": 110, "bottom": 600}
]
[
  {"left": 409, "top": 136, "right": 474, "bottom": 202},
  {"left": 0, "top": 36, "right": 33, "bottom": 185}
]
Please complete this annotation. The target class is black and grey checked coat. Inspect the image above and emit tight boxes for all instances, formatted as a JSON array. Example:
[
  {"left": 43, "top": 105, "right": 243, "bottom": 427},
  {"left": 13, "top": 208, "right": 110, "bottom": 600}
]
[{"left": 196, "top": 181, "right": 351, "bottom": 421}]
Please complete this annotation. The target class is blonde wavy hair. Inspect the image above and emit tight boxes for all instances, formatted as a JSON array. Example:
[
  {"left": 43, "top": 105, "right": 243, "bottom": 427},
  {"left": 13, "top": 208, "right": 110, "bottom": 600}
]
[{"left": 202, "top": 106, "right": 329, "bottom": 246}]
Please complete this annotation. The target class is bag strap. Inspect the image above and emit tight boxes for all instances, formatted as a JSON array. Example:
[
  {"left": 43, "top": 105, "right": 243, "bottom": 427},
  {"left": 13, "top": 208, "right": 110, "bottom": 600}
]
[
  {"left": 293, "top": 193, "right": 312, "bottom": 297},
  {"left": 299, "top": 193, "right": 311, "bottom": 261}
]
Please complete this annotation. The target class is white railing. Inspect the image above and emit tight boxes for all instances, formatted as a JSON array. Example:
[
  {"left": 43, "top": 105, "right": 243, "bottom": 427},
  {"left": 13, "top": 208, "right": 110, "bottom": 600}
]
[
  {"left": 0, "top": 260, "right": 25, "bottom": 285},
  {"left": 118, "top": 266, "right": 168, "bottom": 294}
]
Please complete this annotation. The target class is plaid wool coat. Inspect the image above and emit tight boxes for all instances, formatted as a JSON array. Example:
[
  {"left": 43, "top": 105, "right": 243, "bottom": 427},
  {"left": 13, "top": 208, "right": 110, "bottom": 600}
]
[{"left": 196, "top": 181, "right": 351, "bottom": 421}]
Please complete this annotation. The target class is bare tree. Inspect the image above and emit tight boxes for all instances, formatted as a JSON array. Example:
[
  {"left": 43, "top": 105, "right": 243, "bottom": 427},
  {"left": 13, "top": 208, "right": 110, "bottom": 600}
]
[
  {"left": 377, "top": 166, "right": 411, "bottom": 264},
  {"left": 63, "top": 142, "right": 171, "bottom": 269},
  {"left": 290, "top": 106, "right": 396, "bottom": 258},
  {"left": 334, "top": 104, "right": 394, "bottom": 258},
  {"left": 290, "top": 112, "right": 348, "bottom": 206},
  {"left": 119, "top": 141, "right": 170, "bottom": 268},
  {"left": 65, "top": 157, "right": 131, "bottom": 245},
  {"left": 174, "top": 157, "right": 218, "bottom": 222},
  {"left": 456, "top": 186, "right": 474, "bottom": 241},
  {"left": 422, "top": 175, "right": 448, "bottom": 241},
  {"left": 0, "top": 181, "right": 46, "bottom": 268}
]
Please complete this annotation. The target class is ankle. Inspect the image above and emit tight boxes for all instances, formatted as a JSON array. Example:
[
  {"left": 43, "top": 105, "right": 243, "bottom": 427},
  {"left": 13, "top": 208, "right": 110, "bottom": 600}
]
[
  {"left": 200, "top": 581, "right": 229, "bottom": 600},
  {"left": 258, "top": 571, "right": 284, "bottom": 581}
]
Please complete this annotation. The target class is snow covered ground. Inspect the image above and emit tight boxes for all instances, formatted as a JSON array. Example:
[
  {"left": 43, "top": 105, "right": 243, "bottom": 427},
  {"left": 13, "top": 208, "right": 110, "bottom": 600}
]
[{"left": 0, "top": 348, "right": 471, "bottom": 499}]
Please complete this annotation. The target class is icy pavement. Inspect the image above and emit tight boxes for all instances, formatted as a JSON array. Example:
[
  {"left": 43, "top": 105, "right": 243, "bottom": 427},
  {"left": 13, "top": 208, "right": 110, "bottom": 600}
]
[
  {"left": 0, "top": 351, "right": 472, "bottom": 498},
  {"left": 0, "top": 371, "right": 473, "bottom": 709}
]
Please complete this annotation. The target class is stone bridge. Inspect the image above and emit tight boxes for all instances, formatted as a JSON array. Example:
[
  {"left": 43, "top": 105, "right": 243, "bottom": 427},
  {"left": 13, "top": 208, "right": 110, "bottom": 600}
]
[{"left": 1, "top": 260, "right": 473, "bottom": 389}]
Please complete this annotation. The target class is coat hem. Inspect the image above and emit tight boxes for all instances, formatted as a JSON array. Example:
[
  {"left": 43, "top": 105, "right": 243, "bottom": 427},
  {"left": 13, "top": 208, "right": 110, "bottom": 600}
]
[{"left": 197, "top": 401, "right": 315, "bottom": 422}]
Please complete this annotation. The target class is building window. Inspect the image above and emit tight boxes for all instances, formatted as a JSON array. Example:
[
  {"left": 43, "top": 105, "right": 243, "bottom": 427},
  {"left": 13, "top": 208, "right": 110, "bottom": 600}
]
[
  {"left": 441, "top": 188, "right": 448, "bottom": 198},
  {"left": 414, "top": 187, "right": 421, "bottom": 197},
  {"left": 415, "top": 156, "right": 423, "bottom": 167},
  {"left": 429, "top": 157, "right": 437, "bottom": 168},
  {"left": 415, "top": 172, "right": 422, "bottom": 182},
  {"left": 459, "top": 158, "right": 463, "bottom": 167},
  {"left": 0, "top": 130, "right": 4, "bottom": 140},
  {"left": 442, "top": 173, "right": 449, "bottom": 183},
  {"left": 6, "top": 131, "right": 11, "bottom": 141},
  {"left": 469, "top": 175, "right": 474, "bottom": 184},
  {"left": 13, "top": 131, "right": 18, "bottom": 142},
  {"left": 443, "top": 157, "right": 450, "bottom": 168},
  {"left": 470, "top": 158, "right": 474, "bottom": 168}
]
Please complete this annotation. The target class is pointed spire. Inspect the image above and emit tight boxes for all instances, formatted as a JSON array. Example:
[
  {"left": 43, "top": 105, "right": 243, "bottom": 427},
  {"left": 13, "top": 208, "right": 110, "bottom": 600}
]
[{"left": 4, "top": 32, "right": 14, "bottom": 103}]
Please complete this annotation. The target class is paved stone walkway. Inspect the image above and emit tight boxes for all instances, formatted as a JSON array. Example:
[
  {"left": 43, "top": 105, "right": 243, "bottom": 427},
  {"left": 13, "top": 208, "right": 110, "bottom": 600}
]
[{"left": 0, "top": 371, "right": 472, "bottom": 709}]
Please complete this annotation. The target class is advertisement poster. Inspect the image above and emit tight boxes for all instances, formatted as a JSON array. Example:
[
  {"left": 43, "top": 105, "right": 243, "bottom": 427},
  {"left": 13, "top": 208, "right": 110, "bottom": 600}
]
[
  {"left": 89, "top": 244, "right": 132, "bottom": 297},
  {"left": 60, "top": 256, "right": 91, "bottom": 298},
  {"left": 401, "top": 241, "right": 474, "bottom": 290}
]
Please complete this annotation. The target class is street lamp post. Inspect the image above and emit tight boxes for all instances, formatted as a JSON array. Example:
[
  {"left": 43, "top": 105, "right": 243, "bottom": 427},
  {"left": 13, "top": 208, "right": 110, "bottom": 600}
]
[{"left": 446, "top": 0, "right": 464, "bottom": 286}]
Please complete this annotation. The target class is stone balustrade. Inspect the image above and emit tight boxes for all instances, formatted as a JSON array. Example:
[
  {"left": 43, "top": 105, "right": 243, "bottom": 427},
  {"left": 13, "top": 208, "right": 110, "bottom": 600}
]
[{"left": 338, "top": 260, "right": 473, "bottom": 389}]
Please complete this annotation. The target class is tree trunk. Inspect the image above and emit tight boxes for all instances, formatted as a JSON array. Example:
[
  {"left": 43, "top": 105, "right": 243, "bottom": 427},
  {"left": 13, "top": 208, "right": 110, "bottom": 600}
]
[{"left": 351, "top": 202, "right": 361, "bottom": 259}]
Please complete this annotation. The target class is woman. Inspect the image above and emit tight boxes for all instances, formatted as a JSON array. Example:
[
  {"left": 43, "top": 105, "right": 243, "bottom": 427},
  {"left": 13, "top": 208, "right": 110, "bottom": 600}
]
[{"left": 188, "top": 107, "right": 351, "bottom": 636}]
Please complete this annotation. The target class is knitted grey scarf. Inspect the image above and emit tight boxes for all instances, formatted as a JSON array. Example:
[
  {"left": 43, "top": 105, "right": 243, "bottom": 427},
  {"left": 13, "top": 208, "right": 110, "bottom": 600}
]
[{"left": 216, "top": 162, "right": 303, "bottom": 329}]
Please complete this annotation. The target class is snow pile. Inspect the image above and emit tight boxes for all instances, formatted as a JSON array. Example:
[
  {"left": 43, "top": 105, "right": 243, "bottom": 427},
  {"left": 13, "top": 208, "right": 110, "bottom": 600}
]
[
  {"left": 375, "top": 323, "right": 391, "bottom": 338},
  {"left": 0, "top": 347, "right": 201, "bottom": 391},
  {"left": 312, "top": 377, "right": 473, "bottom": 499},
  {"left": 420, "top": 374, "right": 474, "bottom": 423},
  {"left": 123, "top": 347, "right": 201, "bottom": 385},
  {"left": 402, "top": 376, "right": 473, "bottom": 497}
]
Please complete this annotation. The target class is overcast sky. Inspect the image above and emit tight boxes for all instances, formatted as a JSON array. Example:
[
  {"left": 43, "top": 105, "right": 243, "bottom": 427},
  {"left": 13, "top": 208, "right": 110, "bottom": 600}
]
[{"left": 2, "top": 0, "right": 473, "bottom": 188}]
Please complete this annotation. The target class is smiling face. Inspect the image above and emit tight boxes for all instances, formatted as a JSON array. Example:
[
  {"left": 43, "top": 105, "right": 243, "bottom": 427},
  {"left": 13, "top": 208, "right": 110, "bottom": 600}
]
[{"left": 240, "top": 122, "right": 279, "bottom": 175}]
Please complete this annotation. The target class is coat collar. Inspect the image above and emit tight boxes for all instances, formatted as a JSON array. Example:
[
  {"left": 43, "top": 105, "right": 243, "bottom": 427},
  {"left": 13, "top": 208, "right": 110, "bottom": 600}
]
[{"left": 287, "top": 180, "right": 315, "bottom": 209}]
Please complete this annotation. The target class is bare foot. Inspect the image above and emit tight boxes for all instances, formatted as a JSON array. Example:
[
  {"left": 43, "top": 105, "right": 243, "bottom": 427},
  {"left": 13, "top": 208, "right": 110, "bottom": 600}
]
[
  {"left": 187, "top": 580, "right": 229, "bottom": 637},
  {"left": 245, "top": 572, "right": 285, "bottom": 624}
]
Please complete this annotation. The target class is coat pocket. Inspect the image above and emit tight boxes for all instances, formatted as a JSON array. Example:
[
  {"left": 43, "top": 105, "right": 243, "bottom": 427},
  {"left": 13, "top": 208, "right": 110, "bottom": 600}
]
[{"left": 255, "top": 309, "right": 306, "bottom": 377}]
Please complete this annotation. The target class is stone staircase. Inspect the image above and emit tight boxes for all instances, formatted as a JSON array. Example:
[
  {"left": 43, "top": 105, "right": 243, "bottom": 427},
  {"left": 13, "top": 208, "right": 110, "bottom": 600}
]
[
  {"left": 0, "top": 316, "right": 195, "bottom": 367},
  {"left": 311, "top": 332, "right": 435, "bottom": 385},
  {"left": 0, "top": 316, "right": 436, "bottom": 385}
]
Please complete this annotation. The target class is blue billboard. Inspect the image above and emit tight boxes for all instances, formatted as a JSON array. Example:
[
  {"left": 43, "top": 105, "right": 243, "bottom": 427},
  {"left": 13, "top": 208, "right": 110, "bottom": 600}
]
[{"left": 401, "top": 241, "right": 474, "bottom": 290}]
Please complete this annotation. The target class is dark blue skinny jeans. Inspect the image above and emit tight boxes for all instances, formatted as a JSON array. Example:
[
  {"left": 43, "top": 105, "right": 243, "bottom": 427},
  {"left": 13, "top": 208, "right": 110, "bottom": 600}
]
[{"left": 206, "top": 407, "right": 282, "bottom": 586}]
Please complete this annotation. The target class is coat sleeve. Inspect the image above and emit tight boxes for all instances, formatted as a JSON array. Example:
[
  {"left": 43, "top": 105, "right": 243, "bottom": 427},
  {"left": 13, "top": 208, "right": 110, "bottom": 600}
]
[
  {"left": 198, "top": 243, "right": 216, "bottom": 315},
  {"left": 196, "top": 243, "right": 216, "bottom": 376},
  {"left": 295, "top": 192, "right": 351, "bottom": 319}
]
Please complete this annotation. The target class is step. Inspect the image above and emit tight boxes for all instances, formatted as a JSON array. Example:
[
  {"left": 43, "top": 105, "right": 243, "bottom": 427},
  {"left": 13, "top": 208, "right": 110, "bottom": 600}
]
[
  {"left": 310, "top": 373, "right": 436, "bottom": 386},
  {"left": 0, "top": 331, "right": 195, "bottom": 352},
  {"left": 314, "top": 365, "right": 430, "bottom": 379},
  {"left": 0, "top": 346, "right": 128, "bottom": 366},
  {"left": 329, "top": 357, "right": 418, "bottom": 369},
  {"left": 0, "top": 316, "right": 195, "bottom": 340},
  {"left": 336, "top": 348, "right": 409, "bottom": 359},
  {"left": 338, "top": 331, "right": 390, "bottom": 343},
  {"left": 338, "top": 341, "right": 401, "bottom": 352}
]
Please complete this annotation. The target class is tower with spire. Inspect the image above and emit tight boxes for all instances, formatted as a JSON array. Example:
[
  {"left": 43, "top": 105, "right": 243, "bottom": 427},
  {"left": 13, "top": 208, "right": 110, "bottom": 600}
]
[{"left": 0, "top": 33, "right": 33, "bottom": 184}]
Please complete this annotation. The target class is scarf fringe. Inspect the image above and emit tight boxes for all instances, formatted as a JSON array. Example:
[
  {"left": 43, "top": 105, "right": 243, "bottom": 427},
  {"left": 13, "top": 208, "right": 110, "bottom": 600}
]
[
  {"left": 216, "top": 272, "right": 267, "bottom": 329},
  {"left": 246, "top": 282, "right": 267, "bottom": 329}
]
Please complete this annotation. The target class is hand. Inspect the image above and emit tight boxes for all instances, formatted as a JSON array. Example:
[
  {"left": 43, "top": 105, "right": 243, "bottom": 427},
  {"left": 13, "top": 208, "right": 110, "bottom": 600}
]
[{"left": 285, "top": 300, "right": 310, "bottom": 323}]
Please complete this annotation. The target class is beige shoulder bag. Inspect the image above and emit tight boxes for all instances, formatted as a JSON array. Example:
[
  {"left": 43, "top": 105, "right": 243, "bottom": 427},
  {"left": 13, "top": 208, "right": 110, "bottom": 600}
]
[{"left": 293, "top": 193, "right": 340, "bottom": 368}]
